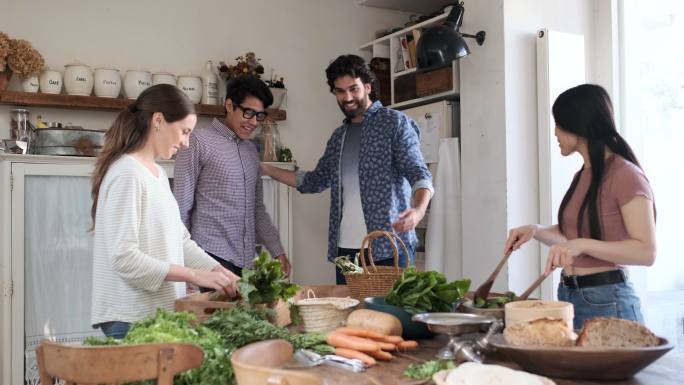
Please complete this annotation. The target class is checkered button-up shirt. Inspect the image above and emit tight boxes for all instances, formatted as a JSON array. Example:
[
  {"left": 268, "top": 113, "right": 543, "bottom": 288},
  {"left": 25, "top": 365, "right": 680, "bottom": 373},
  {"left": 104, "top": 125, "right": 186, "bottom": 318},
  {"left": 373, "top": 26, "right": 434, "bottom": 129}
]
[{"left": 173, "top": 119, "right": 284, "bottom": 268}]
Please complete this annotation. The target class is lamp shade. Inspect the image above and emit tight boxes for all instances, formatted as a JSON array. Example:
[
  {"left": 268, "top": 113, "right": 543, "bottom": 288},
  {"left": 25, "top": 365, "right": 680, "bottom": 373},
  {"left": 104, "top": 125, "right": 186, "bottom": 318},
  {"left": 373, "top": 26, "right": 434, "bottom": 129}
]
[
  {"left": 416, "top": 3, "right": 470, "bottom": 70},
  {"left": 416, "top": 27, "right": 470, "bottom": 69}
]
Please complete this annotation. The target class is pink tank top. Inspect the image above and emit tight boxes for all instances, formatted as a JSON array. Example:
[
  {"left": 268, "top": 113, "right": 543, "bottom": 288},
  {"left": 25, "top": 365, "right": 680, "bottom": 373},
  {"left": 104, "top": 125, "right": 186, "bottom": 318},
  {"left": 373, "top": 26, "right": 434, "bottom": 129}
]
[{"left": 561, "top": 155, "right": 654, "bottom": 268}]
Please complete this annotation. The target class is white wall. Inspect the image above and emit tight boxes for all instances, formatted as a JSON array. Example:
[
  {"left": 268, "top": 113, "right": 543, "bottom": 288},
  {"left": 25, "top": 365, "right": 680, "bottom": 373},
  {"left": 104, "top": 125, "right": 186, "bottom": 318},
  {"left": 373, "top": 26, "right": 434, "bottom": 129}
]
[
  {"left": 0, "top": 0, "right": 411, "bottom": 285},
  {"left": 460, "top": 0, "right": 614, "bottom": 294}
]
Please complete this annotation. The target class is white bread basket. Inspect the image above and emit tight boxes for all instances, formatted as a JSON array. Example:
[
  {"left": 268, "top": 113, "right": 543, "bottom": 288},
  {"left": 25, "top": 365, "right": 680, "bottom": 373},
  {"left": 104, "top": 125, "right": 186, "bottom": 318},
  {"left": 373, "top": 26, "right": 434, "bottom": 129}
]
[{"left": 295, "top": 290, "right": 359, "bottom": 333}]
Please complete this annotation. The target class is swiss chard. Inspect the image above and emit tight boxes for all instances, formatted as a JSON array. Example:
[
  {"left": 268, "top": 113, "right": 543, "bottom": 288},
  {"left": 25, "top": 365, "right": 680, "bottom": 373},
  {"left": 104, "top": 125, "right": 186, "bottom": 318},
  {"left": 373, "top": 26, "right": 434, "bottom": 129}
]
[
  {"left": 386, "top": 268, "right": 471, "bottom": 314},
  {"left": 238, "top": 251, "right": 299, "bottom": 305}
]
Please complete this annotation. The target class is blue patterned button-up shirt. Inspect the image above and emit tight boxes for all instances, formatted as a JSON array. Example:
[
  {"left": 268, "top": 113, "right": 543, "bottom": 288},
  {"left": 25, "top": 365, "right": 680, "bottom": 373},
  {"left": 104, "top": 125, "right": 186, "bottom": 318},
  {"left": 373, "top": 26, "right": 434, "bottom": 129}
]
[{"left": 296, "top": 101, "right": 433, "bottom": 263}]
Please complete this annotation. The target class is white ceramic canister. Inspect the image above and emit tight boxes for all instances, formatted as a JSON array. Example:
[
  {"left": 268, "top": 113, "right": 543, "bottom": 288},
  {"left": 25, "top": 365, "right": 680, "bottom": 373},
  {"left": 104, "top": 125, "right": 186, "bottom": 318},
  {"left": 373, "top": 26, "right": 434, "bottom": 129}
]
[
  {"left": 124, "top": 70, "right": 152, "bottom": 99},
  {"left": 94, "top": 67, "right": 122, "bottom": 98},
  {"left": 152, "top": 72, "right": 177, "bottom": 86},
  {"left": 177, "top": 75, "right": 202, "bottom": 104},
  {"left": 21, "top": 76, "right": 39, "bottom": 93},
  {"left": 64, "top": 63, "right": 94, "bottom": 96},
  {"left": 39, "top": 69, "right": 62, "bottom": 94}
]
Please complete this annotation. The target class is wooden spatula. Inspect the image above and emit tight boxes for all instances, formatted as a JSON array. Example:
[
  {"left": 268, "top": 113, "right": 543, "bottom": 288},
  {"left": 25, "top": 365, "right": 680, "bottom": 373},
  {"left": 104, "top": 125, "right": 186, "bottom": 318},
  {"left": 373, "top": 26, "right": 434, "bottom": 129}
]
[
  {"left": 517, "top": 271, "right": 552, "bottom": 301},
  {"left": 473, "top": 249, "right": 513, "bottom": 303}
]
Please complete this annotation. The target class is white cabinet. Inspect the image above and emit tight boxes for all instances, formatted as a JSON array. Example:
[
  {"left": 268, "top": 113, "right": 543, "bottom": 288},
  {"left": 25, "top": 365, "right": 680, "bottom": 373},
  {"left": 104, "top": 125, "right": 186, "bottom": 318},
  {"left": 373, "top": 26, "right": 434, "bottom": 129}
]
[{"left": 0, "top": 154, "right": 293, "bottom": 385}]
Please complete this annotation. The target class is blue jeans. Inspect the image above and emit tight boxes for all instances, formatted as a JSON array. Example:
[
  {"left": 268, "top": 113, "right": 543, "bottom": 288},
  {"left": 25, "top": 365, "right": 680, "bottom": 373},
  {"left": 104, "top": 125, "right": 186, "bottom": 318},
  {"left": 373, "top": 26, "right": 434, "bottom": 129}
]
[
  {"left": 98, "top": 321, "right": 131, "bottom": 340},
  {"left": 557, "top": 279, "right": 644, "bottom": 330},
  {"left": 335, "top": 246, "right": 413, "bottom": 285}
]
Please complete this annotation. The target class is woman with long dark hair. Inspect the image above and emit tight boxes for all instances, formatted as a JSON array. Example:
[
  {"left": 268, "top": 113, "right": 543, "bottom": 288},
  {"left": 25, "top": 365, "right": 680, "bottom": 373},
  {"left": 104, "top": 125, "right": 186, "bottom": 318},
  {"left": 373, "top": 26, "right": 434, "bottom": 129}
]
[
  {"left": 90, "top": 84, "right": 239, "bottom": 339},
  {"left": 504, "top": 84, "right": 656, "bottom": 329}
]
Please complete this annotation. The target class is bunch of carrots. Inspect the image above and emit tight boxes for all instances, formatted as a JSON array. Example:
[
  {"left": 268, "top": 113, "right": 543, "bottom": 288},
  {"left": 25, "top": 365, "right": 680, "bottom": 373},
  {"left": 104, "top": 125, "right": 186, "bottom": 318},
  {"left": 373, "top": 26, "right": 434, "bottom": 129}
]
[{"left": 326, "top": 327, "right": 419, "bottom": 366}]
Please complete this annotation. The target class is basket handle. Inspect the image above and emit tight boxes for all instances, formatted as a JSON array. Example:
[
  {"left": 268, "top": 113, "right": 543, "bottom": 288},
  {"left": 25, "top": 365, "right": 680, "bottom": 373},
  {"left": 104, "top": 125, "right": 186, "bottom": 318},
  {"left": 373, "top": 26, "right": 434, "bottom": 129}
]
[
  {"left": 358, "top": 230, "right": 409, "bottom": 274},
  {"left": 306, "top": 289, "right": 317, "bottom": 299}
]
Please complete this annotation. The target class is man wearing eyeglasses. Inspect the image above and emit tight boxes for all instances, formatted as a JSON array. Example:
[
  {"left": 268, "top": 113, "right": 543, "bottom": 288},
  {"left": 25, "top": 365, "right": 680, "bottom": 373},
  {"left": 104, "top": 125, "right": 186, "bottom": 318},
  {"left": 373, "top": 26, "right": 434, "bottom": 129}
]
[
  {"left": 173, "top": 75, "right": 290, "bottom": 283},
  {"left": 262, "top": 55, "right": 433, "bottom": 284}
]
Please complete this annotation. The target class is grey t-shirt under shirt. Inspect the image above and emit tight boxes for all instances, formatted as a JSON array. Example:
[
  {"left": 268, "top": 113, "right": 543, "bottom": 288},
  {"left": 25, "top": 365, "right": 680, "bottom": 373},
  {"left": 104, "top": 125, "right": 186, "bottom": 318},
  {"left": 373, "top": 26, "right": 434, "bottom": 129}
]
[{"left": 338, "top": 122, "right": 368, "bottom": 248}]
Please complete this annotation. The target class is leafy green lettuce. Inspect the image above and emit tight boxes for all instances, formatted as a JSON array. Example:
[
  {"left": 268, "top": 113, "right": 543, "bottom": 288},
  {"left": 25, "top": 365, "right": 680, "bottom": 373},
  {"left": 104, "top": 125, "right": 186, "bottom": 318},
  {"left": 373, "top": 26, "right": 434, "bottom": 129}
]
[{"left": 385, "top": 268, "right": 471, "bottom": 314}]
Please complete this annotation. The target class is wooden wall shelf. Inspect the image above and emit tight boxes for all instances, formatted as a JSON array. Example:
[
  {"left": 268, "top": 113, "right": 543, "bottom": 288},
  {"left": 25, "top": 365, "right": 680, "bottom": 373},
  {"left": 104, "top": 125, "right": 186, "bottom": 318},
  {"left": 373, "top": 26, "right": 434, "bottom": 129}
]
[{"left": 0, "top": 91, "right": 286, "bottom": 121}]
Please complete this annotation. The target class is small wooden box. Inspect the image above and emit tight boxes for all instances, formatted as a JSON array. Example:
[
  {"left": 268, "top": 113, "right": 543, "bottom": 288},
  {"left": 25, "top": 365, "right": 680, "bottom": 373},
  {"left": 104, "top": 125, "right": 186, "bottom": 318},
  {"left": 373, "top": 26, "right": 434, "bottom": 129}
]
[
  {"left": 174, "top": 291, "right": 239, "bottom": 323},
  {"left": 415, "top": 66, "right": 453, "bottom": 97},
  {"left": 394, "top": 72, "right": 418, "bottom": 104}
]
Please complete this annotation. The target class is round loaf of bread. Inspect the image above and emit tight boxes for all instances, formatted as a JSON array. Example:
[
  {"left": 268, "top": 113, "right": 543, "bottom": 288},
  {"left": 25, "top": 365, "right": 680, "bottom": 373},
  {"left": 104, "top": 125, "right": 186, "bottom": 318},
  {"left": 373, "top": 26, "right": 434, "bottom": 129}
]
[
  {"left": 504, "top": 318, "right": 577, "bottom": 347},
  {"left": 576, "top": 317, "right": 660, "bottom": 348}
]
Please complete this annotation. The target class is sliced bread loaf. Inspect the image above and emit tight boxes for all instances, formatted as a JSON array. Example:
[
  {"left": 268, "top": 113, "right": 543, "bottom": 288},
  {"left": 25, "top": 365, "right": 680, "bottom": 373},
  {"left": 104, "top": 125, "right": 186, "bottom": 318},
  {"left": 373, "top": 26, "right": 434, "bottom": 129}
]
[
  {"left": 576, "top": 317, "right": 660, "bottom": 348},
  {"left": 504, "top": 318, "right": 577, "bottom": 347}
]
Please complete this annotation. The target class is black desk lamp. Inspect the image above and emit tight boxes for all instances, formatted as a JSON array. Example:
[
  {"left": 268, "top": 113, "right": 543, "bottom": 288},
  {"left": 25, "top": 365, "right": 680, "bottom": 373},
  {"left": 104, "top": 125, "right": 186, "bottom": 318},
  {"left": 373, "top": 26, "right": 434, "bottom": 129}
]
[{"left": 416, "top": 2, "right": 486, "bottom": 70}]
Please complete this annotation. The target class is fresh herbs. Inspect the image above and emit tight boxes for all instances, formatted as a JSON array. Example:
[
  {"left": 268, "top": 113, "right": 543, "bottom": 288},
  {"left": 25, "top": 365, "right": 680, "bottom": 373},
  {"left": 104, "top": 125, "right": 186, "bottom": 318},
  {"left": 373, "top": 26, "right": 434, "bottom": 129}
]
[
  {"left": 85, "top": 309, "right": 231, "bottom": 385},
  {"left": 204, "top": 305, "right": 289, "bottom": 348},
  {"left": 473, "top": 291, "right": 517, "bottom": 309},
  {"left": 333, "top": 255, "right": 362, "bottom": 274},
  {"left": 403, "top": 360, "right": 456, "bottom": 379},
  {"left": 385, "top": 268, "right": 471, "bottom": 314},
  {"left": 238, "top": 251, "right": 299, "bottom": 305},
  {"left": 84, "top": 307, "right": 334, "bottom": 385}
]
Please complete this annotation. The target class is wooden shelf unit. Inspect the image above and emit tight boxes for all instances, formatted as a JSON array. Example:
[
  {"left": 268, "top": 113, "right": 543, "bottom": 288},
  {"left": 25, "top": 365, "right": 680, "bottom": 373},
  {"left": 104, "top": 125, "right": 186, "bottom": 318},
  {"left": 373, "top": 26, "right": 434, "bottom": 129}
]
[
  {"left": 0, "top": 90, "right": 286, "bottom": 121},
  {"left": 360, "top": 11, "right": 459, "bottom": 109}
]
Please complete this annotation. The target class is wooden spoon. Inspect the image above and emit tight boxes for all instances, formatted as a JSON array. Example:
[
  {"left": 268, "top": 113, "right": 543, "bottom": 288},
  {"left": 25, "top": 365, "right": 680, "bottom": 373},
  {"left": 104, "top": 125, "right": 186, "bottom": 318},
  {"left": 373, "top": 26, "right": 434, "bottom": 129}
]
[
  {"left": 473, "top": 249, "right": 513, "bottom": 302},
  {"left": 517, "top": 271, "right": 552, "bottom": 301}
]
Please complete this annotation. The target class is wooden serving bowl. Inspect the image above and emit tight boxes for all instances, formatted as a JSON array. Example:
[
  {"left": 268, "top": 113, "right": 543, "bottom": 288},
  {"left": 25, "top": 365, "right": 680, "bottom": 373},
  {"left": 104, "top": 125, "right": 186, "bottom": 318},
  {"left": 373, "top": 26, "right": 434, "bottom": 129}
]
[{"left": 489, "top": 334, "right": 674, "bottom": 380}]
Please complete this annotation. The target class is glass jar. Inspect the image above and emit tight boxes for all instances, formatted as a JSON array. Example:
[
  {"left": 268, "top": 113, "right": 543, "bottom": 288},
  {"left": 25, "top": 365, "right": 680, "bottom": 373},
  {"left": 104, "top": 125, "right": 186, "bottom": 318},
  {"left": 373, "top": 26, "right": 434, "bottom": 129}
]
[
  {"left": 255, "top": 122, "right": 281, "bottom": 162},
  {"left": 10, "top": 108, "right": 32, "bottom": 154}
]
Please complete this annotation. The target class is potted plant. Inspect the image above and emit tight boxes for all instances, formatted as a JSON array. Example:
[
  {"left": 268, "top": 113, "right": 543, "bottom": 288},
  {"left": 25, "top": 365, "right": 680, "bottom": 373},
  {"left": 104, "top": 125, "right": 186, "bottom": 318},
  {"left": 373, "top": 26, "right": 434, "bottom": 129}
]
[
  {"left": 217, "top": 52, "right": 265, "bottom": 82},
  {"left": 0, "top": 32, "right": 12, "bottom": 91},
  {"left": 217, "top": 52, "right": 286, "bottom": 109},
  {"left": 265, "top": 74, "right": 286, "bottom": 109},
  {"left": 0, "top": 33, "right": 44, "bottom": 92}
]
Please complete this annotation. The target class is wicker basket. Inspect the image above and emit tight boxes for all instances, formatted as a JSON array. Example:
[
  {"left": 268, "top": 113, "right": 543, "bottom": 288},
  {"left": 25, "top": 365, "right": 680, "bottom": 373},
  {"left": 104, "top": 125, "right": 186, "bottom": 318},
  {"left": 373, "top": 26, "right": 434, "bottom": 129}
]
[
  {"left": 343, "top": 230, "right": 410, "bottom": 302},
  {"left": 295, "top": 289, "right": 359, "bottom": 333}
]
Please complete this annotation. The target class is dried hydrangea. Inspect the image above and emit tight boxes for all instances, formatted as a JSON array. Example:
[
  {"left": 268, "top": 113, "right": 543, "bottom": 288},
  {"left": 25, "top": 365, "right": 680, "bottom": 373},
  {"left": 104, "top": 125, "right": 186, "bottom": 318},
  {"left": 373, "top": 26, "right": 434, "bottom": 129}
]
[
  {"left": 8, "top": 39, "right": 44, "bottom": 77},
  {"left": 0, "top": 32, "right": 10, "bottom": 72}
]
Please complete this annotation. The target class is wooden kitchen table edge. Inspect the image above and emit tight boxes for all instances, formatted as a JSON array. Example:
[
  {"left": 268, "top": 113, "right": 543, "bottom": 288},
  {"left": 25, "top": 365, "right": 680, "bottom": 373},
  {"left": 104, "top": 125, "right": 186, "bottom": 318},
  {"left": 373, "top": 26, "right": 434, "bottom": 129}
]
[{"left": 297, "top": 336, "right": 683, "bottom": 385}]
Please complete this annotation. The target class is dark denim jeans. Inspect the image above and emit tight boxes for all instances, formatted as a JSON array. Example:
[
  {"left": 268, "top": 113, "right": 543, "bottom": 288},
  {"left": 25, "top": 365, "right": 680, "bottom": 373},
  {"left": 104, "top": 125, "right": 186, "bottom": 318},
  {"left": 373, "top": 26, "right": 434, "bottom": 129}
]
[
  {"left": 98, "top": 321, "right": 131, "bottom": 339},
  {"left": 557, "top": 278, "right": 644, "bottom": 330},
  {"left": 335, "top": 246, "right": 413, "bottom": 285}
]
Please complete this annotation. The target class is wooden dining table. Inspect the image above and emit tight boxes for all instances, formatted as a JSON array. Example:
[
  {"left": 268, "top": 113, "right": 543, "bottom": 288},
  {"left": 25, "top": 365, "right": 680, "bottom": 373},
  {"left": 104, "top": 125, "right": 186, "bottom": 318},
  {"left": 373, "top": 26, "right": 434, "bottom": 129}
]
[{"left": 301, "top": 336, "right": 683, "bottom": 385}]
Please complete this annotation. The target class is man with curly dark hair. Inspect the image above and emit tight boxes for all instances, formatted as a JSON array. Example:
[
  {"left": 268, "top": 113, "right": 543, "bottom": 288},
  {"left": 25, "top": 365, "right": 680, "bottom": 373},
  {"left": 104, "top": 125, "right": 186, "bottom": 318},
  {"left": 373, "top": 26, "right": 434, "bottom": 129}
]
[
  {"left": 262, "top": 54, "right": 433, "bottom": 283},
  {"left": 173, "top": 75, "right": 290, "bottom": 283}
]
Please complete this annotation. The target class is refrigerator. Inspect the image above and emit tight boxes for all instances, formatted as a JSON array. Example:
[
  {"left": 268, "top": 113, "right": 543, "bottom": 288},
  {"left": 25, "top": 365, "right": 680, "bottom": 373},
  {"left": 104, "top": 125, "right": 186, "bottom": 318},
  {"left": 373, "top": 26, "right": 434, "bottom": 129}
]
[{"left": 400, "top": 100, "right": 462, "bottom": 279}]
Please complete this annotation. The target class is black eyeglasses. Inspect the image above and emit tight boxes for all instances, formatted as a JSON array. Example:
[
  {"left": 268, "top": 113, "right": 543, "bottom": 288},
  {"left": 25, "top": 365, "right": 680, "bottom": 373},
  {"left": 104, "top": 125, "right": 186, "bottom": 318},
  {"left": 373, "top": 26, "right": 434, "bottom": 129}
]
[{"left": 235, "top": 104, "right": 268, "bottom": 122}]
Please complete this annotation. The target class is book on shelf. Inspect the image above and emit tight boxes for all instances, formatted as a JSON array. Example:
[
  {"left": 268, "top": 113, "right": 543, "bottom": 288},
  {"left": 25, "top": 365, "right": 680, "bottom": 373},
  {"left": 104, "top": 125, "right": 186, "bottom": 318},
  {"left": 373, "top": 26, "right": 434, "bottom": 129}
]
[
  {"left": 399, "top": 34, "right": 412, "bottom": 70},
  {"left": 407, "top": 34, "right": 417, "bottom": 68}
]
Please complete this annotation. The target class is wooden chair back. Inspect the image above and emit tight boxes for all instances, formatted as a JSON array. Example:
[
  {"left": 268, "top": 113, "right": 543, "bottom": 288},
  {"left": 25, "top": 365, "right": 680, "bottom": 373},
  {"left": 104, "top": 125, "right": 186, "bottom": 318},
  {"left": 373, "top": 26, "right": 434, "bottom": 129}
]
[
  {"left": 36, "top": 339, "right": 204, "bottom": 385},
  {"left": 231, "top": 339, "right": 323, "bottom": 385}
]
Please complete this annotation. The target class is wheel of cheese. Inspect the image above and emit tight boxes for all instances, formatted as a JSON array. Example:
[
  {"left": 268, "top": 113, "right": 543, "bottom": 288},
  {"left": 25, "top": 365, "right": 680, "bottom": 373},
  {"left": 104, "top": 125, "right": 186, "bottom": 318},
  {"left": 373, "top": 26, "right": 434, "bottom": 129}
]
[{"left": 504, "top": 300, "right": 573, "bottom": 330}]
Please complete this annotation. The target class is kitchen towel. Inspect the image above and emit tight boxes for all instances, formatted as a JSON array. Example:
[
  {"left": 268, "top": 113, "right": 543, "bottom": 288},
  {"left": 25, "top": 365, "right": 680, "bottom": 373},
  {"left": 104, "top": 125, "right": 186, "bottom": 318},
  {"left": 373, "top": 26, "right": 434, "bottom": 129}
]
[{"left": 425, "top": 138, "right": 462, "bottom": 281}]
